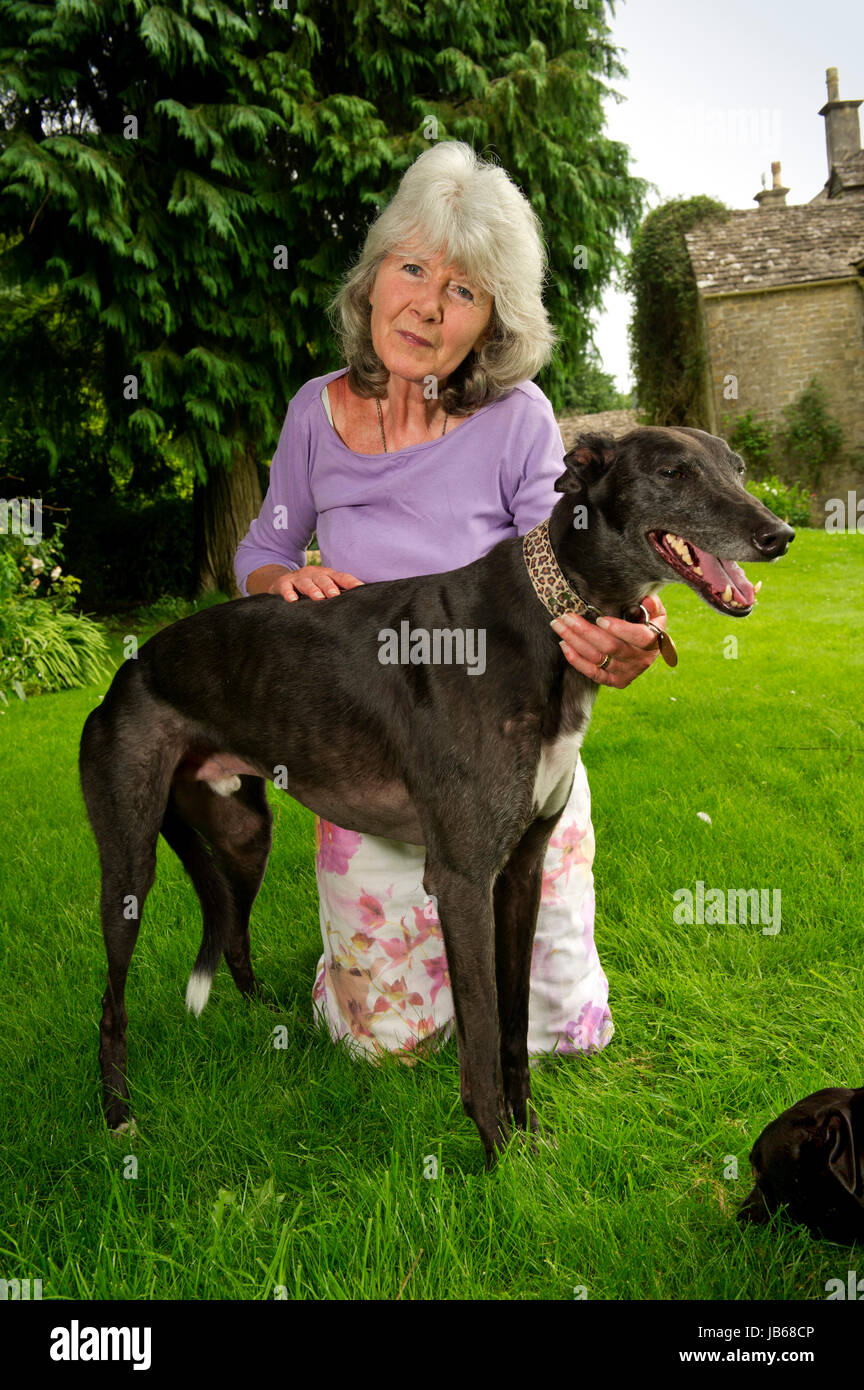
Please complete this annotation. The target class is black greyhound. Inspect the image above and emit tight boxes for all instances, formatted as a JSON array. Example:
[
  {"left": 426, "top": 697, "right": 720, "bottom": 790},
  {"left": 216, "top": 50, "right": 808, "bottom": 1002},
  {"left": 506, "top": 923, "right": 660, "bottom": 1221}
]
[{"left": 79, "top": 426, "right": 794, "bottom": 1165}]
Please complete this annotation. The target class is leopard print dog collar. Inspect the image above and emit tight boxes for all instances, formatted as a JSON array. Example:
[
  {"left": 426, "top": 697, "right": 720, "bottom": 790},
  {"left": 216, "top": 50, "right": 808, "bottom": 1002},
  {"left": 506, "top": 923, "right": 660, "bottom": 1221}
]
[
  {"left": 522, "top": 516, "right": 679, "bottom": 666},
  {"left": 522, "top": 517, "right": 602, "bottom": 622}
]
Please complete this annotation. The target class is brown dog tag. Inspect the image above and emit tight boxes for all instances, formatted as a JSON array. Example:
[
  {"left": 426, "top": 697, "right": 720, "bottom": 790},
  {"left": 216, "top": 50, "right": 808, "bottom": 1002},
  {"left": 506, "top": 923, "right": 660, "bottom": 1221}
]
[
  {"left": 649, "top": 623, "right": 678, "bottom": 667},
  {"left": 624, "top": 605, "right": 679, "bottom": 668}
]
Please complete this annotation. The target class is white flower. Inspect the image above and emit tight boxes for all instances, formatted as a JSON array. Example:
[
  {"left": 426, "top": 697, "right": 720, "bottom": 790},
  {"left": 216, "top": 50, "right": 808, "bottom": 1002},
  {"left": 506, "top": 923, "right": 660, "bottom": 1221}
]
[{"left": 697, "top": 811, "right": 712, "bottom": 825}]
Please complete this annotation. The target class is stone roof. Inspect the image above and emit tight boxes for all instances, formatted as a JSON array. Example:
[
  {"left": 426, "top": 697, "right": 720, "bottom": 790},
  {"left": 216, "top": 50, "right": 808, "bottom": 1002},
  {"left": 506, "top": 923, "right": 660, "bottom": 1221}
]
[
  {"left": 556, "top": 408, "right": 639, "bottom": 449},
  {"left": 684, "top": 203, "right": 864, "bottom": 295}
]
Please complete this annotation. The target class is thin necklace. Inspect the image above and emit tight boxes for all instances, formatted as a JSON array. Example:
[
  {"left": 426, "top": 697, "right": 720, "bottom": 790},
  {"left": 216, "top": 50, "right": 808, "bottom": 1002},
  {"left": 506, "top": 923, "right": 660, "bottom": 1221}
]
[{"left": 375, "top": 397, "right": 448, "bottom": 453}]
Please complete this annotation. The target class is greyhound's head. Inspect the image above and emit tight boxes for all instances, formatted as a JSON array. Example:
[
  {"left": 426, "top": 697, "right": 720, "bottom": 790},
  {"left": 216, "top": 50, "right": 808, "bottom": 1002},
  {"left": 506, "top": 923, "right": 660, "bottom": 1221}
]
[{"left": 550, "top": 426, "right": 795, "bottom": 618}]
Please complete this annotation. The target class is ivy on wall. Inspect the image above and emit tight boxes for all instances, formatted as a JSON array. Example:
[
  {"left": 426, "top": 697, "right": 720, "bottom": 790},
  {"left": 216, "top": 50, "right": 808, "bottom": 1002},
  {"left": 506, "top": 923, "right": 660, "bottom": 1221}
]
[
  {"left": 625, "top": 196, "right": 729, "bottom": 427},
  {"left": 722, "top": 378, "right": 848, "bottom": 490}
]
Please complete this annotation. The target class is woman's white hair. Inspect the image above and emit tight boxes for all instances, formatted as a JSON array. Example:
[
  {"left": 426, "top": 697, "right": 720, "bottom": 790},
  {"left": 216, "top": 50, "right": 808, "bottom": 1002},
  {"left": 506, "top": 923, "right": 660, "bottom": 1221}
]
[{"left": 327, "top": 141, "right": 557, "bottom": 414}]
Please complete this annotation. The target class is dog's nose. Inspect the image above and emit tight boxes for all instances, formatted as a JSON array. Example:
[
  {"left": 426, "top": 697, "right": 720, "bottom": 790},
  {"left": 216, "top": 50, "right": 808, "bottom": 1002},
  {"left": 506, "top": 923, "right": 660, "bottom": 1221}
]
[{"left": 752, "top": 521, "right": 795, "bottom": 557}]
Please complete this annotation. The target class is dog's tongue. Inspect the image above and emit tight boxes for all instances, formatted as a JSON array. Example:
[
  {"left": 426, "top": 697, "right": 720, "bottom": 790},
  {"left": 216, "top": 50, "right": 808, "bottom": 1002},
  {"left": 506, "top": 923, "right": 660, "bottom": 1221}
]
[{"left": 689, "top": 543, "right": 756, "bottom": 606}]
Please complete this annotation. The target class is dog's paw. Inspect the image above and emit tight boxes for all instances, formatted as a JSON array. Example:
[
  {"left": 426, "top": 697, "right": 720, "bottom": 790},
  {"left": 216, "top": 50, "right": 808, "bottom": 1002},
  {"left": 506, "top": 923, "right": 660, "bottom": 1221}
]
[{"left": 111, "top": 1118, "right": 138, "bottom": 1139}]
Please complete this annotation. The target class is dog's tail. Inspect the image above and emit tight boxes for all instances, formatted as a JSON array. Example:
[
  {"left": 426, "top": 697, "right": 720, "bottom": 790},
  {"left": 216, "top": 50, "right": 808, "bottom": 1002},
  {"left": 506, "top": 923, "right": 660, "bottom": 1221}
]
[
  {"left": 157, "top": 799, "right": 230, "bottom": 1019},
  {"left": 185, "top": 945, "right": 221, "bottom": 1017},
  {"left": 183, "top": 885, "right": 231, "bottom": 1017}
]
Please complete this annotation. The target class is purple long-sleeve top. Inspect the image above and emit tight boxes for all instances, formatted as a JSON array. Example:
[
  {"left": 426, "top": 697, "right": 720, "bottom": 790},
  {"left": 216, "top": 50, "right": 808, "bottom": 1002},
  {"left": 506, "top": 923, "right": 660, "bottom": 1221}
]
[{"left": 234, "top": 367, "right": 567, "bottom": 593}]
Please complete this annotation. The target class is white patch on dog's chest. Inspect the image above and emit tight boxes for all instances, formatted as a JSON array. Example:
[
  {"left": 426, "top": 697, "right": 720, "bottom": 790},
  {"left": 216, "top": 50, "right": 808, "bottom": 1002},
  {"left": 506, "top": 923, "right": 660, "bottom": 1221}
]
[{"left": 531, "top": 731, "right": 584, "bottom": 818}]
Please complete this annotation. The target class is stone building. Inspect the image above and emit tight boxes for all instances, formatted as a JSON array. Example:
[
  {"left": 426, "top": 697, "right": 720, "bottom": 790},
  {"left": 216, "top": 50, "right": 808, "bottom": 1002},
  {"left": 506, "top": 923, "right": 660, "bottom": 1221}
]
[{"left": 684, "top": 69, "right": 864, "bottom": 512}]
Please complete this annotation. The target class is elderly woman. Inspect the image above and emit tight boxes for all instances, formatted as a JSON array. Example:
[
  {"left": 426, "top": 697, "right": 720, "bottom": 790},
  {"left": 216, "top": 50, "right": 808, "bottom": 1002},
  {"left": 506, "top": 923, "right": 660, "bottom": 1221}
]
[{"left": 234, "top": 141, "right": 665, "bottom": 1062}]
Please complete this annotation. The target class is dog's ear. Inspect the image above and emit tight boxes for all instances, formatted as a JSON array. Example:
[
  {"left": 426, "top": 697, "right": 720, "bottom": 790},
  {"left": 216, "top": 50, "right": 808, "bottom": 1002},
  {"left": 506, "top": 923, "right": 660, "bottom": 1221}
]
[
  {"left": 824, "top": 1110, "right": 861, "bottom": 1194},
  {"left": 554, "top": 433, "right": 617, "bottom": 495}
]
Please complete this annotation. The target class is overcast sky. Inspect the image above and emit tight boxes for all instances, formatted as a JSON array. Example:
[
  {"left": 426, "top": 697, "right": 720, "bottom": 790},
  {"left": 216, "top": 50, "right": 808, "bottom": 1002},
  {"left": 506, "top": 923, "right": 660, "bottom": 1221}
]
[{"left": 593, "top": 0, "right": 864, "bottom": 390}]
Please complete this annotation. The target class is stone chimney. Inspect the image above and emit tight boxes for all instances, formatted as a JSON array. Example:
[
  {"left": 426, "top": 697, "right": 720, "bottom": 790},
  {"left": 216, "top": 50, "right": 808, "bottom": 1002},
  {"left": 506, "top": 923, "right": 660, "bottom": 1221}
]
[
  {"left": 819, "top": 68, "right": 862, "bottom": 171},
  {"left": 754, "top": 160, "right": 789, "bottom": 209}
]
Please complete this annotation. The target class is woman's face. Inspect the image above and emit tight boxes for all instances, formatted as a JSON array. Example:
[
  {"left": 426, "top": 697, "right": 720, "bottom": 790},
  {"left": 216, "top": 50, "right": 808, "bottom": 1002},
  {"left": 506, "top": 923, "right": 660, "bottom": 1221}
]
[{"left": 369, "top": 245, "right": 493, "bottom": 388}]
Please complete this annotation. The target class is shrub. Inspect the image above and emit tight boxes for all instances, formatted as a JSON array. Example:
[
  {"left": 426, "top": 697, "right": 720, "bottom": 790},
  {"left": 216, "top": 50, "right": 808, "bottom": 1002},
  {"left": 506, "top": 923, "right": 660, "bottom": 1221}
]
[
  {"left": 776, "top": 378, "right": 844, "bottom": 490},
  {"left": 745, "top": 475, "right": 813, "bottom": 528},
  {"left": 0, "top": 514, "right": 111, "bottom": 701},
  {"left": 557, "top": 359, "right": 631, "bottom": 414},
  {"left": 723, "top": 410, "right": 774, "bottom": 480}
]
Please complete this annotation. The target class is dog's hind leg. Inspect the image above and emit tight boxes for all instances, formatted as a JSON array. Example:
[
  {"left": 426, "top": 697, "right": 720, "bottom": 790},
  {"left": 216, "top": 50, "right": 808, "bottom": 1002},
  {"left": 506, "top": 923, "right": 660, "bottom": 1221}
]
[
  {"left": 493, "top": 810, "right": 563, "bottom": 1136},
  {"left": 79, "top": 703, "right": 181, "bottom": 1132},
  {"left": 162, "top": 775, "right": 272, "bottom": 1015}
]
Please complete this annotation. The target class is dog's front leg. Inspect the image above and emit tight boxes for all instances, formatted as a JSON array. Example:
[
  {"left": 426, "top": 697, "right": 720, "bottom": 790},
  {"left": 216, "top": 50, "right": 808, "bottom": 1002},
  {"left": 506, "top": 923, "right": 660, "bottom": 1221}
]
[
  {"left": 422, "top": 861, "right": 508, "bottom": 1167},
  {"left": 493, "top": 812, "right": 562, "bottom": 1137}
]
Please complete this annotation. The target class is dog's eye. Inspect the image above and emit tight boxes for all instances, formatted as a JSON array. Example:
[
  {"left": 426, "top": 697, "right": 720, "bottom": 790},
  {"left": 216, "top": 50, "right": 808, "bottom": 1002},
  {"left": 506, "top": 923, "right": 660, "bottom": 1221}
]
[{"left": 659, "top": 468, "right": 687, "bottom": 479}]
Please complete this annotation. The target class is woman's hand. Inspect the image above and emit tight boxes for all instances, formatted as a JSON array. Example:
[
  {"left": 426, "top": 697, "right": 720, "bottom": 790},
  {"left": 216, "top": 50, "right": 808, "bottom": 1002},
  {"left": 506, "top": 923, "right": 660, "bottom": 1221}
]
[
  {"left": 271, "top": 565, "right": 365, "bottom": 602},
  {"left": 549, "top": 594, "right": 668, "bottom": 689}
]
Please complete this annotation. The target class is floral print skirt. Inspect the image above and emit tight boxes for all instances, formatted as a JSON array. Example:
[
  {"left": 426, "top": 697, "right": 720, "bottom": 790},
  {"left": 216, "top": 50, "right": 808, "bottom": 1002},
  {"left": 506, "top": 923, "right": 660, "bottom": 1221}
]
[{"left": 311, "top": 757, "right": 614, "bottom": 1063}]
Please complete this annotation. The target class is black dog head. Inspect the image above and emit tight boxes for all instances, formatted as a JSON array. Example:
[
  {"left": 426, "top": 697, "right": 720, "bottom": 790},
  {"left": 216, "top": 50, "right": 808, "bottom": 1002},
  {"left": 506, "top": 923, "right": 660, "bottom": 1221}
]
[
  {"left": 737, "top": 1087, "right": 864, "bottom": 1244},
  {"left": 551, "top": 426, "right": 795, "bottom": 619}
]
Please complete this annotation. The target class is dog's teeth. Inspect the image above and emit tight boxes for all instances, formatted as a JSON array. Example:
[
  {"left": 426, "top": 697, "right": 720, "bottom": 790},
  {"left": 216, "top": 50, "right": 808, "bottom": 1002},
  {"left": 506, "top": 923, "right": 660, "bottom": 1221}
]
[
  {"left": 721, "top": 584, "right": 733, "bottom": 601},
  {"left": 667, "top": 534, "right": 694, "bottom": 565},
  {"left": 693, "top": 565, "right": 703, "bottom": 576},
  {"left": 754, "top": 581, "right": 762, "bottom": 594}
]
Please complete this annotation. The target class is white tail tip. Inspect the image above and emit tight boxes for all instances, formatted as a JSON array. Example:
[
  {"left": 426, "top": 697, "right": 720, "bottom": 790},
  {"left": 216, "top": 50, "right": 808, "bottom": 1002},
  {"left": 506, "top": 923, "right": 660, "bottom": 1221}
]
[{"left": 185, "top": 970, "right": 212, "bottom": 1016}]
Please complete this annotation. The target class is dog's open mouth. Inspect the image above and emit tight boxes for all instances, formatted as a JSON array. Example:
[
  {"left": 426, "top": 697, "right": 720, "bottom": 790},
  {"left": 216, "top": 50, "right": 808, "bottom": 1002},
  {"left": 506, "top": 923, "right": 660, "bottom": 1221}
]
[{"left": 648, "top": 531, "right": 759, "bottom": 616}]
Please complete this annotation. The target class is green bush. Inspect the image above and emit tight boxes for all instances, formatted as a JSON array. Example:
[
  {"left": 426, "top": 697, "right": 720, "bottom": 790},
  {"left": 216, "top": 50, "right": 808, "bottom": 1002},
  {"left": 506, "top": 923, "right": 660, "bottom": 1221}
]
[
  {"left": 557, "top": 359, "right": 632, "bottom": 414},
  {"left": 745, "top": 474, "right": 813, "bottom": 528},
  {"left": 0, "top": 514, "right": 112, "bottom": 701},
  {"left": 723, "top": 410, "right": 774, "bottom": 479},
  {"left": 776, "top": 378, "right": 844, "bottom": 490}
]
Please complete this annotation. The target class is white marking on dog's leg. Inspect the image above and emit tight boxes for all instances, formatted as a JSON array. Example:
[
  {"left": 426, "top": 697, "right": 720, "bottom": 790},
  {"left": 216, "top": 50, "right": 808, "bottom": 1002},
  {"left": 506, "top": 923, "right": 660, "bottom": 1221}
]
[{"left": 186, "top": 970, "right": 212, "bottom": 1016}]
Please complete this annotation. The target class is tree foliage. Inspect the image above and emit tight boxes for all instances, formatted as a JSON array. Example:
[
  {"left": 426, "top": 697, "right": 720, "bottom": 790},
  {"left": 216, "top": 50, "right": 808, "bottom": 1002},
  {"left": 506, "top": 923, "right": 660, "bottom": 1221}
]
[{"left": 557, "top": 355, "right": 630, "bottom": 414}]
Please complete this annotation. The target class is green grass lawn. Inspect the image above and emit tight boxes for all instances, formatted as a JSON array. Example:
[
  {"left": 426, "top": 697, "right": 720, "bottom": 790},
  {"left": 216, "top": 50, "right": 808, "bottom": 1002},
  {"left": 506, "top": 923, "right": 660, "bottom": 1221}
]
[{"left": 0, "top": 529, "right": 862, "bottom": 1300}]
